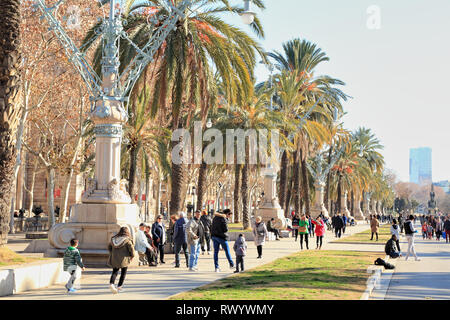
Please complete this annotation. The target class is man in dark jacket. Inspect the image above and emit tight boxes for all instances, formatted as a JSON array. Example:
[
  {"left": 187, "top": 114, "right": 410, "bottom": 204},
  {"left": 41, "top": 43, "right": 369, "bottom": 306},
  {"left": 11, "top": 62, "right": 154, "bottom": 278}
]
[
  {"left": 151, "top": 215, "right": 166, "bottom": 264},
  {"left": 385, "top": 234, "right": 401, "bottom": 258},
  {"left": 200, "top": 210, "right": 212, "bottom": 254},
  {"left": 173, "top": 212, "right": 189, "bottom": 268},
  {"left": 211, "top": 209, "right": 234, "bottom": 272},
  {"left": 332, "top": 214, "right": 344, "bottom": 238}
]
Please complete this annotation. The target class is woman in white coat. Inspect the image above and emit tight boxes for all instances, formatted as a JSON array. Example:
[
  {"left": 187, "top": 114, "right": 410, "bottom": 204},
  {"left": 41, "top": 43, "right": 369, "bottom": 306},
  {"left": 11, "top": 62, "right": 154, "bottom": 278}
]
[{"left": 252, "top": 216, "right": 268, "bottom": 259}]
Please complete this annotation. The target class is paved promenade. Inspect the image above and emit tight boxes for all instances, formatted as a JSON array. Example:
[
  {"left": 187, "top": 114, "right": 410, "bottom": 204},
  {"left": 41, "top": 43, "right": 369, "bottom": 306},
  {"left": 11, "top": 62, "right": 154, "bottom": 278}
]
[
  {"left": 371, "top": 222, "right": 450, "bottom": 300},
  {"left": 2, "top": 222, "right": 371, "bottom": 300},
  {"left": 4, "top": 220, "right": 449, "bottom": 300}
]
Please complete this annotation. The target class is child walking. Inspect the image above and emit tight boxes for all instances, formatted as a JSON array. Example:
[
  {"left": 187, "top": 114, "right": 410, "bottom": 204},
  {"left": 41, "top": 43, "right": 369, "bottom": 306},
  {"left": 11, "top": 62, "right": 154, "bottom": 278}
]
[
  {"left": 233, "top": 234, "right": 247, "bottom": 273},
  {"left": 63, "top": 239, "right": 85, "bottom": 293}
]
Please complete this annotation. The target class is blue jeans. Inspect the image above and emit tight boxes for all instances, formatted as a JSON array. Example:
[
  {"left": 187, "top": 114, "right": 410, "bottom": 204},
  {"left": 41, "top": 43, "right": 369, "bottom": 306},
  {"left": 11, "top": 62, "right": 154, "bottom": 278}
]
[
  {"left": 212, "top": 236, "right": 234, "bottom": 269},
  {"left": 189, "top": 242, "right": 200, "bottom": 268}
]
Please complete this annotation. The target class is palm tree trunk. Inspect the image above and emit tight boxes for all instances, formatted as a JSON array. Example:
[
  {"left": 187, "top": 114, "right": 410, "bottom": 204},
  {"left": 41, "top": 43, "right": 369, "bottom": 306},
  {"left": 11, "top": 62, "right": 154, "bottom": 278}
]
[
  {"left": 128, "top": 144, "right": 138, "bottom": 203},
  {"left": 196, "top": 161, "right": 207, "bottom": 211},
  {"left": 278, "top": 150, "right": 288, "bottom": 213},
  {"left": 241, "top": 146, "right": 250, "bottom": 229},
  {"left": 324, "top": 146, "right": 333, "bottom": 212},
  {"left": 293, "top": 146, "right": 301, "bottom": 215},
  {"left": 233, "top": 164, "right": 241, "bottom": 223},
  {"left": 284, "top": 167, "right": 293, "bottom": 216},
  {"left": 170, "top": 135, "right": 188, "bottom": 215},
  {"left": 337, "top": 174, "right": 342, "bottom": 214},
  {"left": 0, "top": 0, "right": 22, "bottom": 246},
  {"left": 300, "top": 150, "right": 310, "bottom": 215}
]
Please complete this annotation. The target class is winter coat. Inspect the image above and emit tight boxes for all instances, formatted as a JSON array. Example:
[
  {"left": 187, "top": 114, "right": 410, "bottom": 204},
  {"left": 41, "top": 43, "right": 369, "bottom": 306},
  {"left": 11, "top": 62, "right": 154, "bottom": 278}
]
[
  {"left": 211, "top": 212, "right": 229, "bottom": 240},
  {"left": 370, "top": 218, "right": 380, "bottom": 233},
  {"left": 292, "top": 217, "right": 300, "bottom": 228},
  {"left": 332, "top": 215, "right": 344, "bottom": 229},
  {"left": 187, "top": 217, "right": 204, "bottom": 245},
  {"left": 63, "top": 247, "right": 84, "bottom": 271},
  {"left": 444, "top": 220, "right": 450, "bottom": 231},
  {"left": 390, "top": 224, "right": 400, "bottom": 239},
  {"left": 253, "top": 222, "right": 268, "bottom": 246},
  {"left": 173, "top": 217, "right": 188, "bottom": 245},
  {"left": 233, "top": 236, "right": 248, "bottom": 257},
  {"left": 135, "top": 229, "right": 151, "bottom": 253},
  {"left": 107, "top": 236, "right": 135, "bottom": 269},
  {"left": 298, "top": 218, "right": 309, "bottom": 235},
  {"left": 385, "top": 238, "right": 398, "bottom": 256},
  {"left": 151, "top": 222, "right": 166, "bottom": 245},
  {"left": 200, "top": 215, "right": 212, "bottom": 234},
  {"left": 312, "top": 220, "right": 325, "bottom": 237}
]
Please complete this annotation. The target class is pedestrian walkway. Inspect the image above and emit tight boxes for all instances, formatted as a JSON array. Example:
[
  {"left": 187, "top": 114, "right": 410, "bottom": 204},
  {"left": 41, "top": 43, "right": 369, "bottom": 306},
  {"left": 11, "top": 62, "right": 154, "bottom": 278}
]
[
  {"left": 1, "top": 222, "right": 371, "bottom": 300},
  {"left": 371, "top": 222, "right": 450, "bottom": 300}
]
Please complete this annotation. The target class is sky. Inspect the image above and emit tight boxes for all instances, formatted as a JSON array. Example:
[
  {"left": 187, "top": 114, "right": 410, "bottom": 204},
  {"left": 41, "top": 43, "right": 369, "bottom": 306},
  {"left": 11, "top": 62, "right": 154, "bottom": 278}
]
[{"left": 230, "top": 0, "right": 450, "bottom": 182}]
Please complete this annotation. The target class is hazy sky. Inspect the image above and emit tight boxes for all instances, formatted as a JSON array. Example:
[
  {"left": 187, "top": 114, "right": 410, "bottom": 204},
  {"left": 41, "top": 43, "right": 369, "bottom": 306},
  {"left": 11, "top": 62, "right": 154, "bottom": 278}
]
[{"left": 239, "top": 0, "right": 449, "bottom": 182}]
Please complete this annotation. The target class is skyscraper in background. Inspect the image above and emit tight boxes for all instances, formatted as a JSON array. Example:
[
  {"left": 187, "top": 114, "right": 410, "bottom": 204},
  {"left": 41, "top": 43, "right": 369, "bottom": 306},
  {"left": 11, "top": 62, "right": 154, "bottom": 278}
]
[{"left": 409, "top": 147, "right": 432, "bottom": 185}]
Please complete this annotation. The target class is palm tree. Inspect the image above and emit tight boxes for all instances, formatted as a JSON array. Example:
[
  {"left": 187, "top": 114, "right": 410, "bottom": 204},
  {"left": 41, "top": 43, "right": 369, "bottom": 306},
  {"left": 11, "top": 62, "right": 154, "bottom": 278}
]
[
  {"left": 124, "top": 0, "right": 266, "bottom": 215},
  {"left": 268, "top": 38, "right": 347, "bottom": 215},
  {"left": 217, "top": 87, "right": 282, "bottom": 228},
  {"left": 122, "top": 84, "right": 171, "bottom": 203},
  {"left": 0, "top": 0, "right": 21, "bottom": 246}
]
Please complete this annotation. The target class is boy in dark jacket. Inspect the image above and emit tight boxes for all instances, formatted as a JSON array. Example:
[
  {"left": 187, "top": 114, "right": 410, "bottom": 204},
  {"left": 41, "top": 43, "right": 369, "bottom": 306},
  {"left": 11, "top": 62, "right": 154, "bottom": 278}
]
[
  {"left": 173, "top": 212, "right": 189, "bottom": 268},
  {"left": 233, "top": 234, "right": 247, "bottom": 273},
  {"left": 63, "top": 239, "right": 85, "bottom": 293}
]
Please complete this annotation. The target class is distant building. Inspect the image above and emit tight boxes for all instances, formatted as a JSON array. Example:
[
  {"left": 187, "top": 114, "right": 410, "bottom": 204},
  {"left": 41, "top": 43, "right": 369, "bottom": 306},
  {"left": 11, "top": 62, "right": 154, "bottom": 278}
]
[
  {"left": 434, "top": 180, "right": 450, "bottom": 194},
  {"left": 409, "top": 147, "right": 432, "bottom": 185}
]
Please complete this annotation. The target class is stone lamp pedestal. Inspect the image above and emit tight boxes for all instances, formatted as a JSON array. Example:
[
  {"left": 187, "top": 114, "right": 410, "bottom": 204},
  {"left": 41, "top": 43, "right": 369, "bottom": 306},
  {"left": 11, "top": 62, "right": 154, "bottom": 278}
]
[
  {"left": 340, "top": 190, "right": 352, "bottom": 218},
  {"left": 46, "top": 75, "right": 141, "bottom": 267},
  {"left": 256, "top": 166, "right": 287, "bottom": 230},
  {"left": 353, "top": 188, "right": 364, "bottom": 221},
  {"left": 310, "top": 181, "right": 329, "bottom": 218}
]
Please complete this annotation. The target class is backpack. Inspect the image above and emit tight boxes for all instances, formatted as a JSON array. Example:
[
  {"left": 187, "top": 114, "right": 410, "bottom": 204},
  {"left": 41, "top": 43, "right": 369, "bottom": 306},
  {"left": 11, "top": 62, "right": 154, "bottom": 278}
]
[{"left": 374, "top": 257, "right": 395, "bottom": 270}]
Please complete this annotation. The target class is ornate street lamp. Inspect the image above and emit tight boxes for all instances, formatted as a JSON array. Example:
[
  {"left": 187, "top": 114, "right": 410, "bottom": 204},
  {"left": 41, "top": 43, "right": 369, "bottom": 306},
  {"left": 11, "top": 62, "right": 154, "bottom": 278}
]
[
  {"left": 241, "top": 0, "right": 256, "bottom": 25},
  {"left": 36, "top": 0, "right": 194, "bottom": 264}
]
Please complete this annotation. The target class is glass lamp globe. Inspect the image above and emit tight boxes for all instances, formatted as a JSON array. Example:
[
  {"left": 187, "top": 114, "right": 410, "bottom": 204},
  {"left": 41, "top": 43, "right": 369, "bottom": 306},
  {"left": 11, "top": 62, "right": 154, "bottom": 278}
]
[{"left": 241, "top": 11, "right": 255, "bottom": 25}]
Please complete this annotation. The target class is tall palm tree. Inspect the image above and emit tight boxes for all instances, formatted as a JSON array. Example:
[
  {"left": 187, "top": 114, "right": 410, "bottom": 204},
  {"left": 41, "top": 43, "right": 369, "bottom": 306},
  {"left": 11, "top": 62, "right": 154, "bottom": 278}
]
[
  {"left": 268, "top": 38, "right": 347, "bottom": 215},
  {"left": 0, "top": 0, "right": 21, "bottom": 246},
  {"left": 217, "top": 87, "right": 282, "bottom": 228},
  {"left": 125, "top": 0, "right": 266, "bottom": 215},
  {"left": 122, "top": 84, "right": 171, "bottom": 203}
]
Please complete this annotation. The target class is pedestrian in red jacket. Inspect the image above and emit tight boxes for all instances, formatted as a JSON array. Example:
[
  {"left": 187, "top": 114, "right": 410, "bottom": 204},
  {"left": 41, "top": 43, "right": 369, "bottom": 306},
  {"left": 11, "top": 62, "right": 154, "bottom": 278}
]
[{"left": 312, "top": 217, "right": 326, "bottom": 249}]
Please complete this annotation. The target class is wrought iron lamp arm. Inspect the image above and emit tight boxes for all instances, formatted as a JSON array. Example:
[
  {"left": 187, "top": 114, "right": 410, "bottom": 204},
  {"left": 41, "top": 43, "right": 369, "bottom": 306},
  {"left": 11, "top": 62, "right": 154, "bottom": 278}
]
[
  {"left": 35, "top": 0, "right": 103, "bottom": 98},
  {"left": 119, "top": 0, "right": 193, "bottom": 101}
]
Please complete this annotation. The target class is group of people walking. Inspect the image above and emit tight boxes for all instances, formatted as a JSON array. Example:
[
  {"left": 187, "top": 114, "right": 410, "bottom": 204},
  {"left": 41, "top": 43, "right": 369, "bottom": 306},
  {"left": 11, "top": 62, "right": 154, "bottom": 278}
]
[
  {"left": 291, "top": 212, "right": 328, "bottom": 250},
  {"left": 420, "top": 215, "right": 450, "bottom": 242}
]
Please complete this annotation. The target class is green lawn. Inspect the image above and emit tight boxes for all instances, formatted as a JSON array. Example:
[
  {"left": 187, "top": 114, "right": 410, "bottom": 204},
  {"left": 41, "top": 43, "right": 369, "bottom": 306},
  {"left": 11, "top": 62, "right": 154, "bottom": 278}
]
[
  {"left": 333, "top": 224, "right": 392, "bottom": 244},
  {"left": 0, "top": 247, "right": 44, "bottom": 267},
  {"left": 170, "top": 250, "right": 383, "bottom": 300}
]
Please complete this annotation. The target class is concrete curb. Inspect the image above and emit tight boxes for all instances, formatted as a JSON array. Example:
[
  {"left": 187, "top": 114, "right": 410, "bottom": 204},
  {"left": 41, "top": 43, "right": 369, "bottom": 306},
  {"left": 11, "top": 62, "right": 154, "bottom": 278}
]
[
  {"left": 0, "top": 259, "right": 69, "bottom": 297},
  {"left": 360, "top": 255, "right": 398, "bottom": 300}
]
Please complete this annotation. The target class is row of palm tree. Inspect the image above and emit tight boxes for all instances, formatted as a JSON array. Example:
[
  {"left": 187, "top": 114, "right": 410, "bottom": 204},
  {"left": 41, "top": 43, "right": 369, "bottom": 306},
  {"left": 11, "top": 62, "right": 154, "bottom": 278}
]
[
  {"left": 0, "top": 1, "right": 396, "bottom": 245},
  {"left": 86, "top": 1, "right": 395, "bottom": 224}
]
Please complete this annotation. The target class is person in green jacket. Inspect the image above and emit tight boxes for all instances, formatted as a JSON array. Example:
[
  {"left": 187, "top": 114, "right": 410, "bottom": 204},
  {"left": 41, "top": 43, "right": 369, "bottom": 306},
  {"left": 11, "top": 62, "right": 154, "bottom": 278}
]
[
  {"left": 63, "top": 239, "right": 85, "bottom": 293},
  {"left": 298, "top": 214, "right": 310, "bottom": 250}
]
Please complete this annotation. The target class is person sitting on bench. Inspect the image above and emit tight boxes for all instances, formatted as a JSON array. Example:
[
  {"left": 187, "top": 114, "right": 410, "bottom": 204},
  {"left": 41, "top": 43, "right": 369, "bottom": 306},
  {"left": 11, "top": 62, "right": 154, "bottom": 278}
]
[{"left": 266, "top": 218, "right": 281, "bottom": 240}]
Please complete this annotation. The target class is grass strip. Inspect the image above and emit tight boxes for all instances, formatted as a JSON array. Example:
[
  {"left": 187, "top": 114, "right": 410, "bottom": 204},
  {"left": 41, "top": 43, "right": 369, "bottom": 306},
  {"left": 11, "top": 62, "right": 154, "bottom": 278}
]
[{"left": 171, "top": 250, "right": 383, "bottom": 300}]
